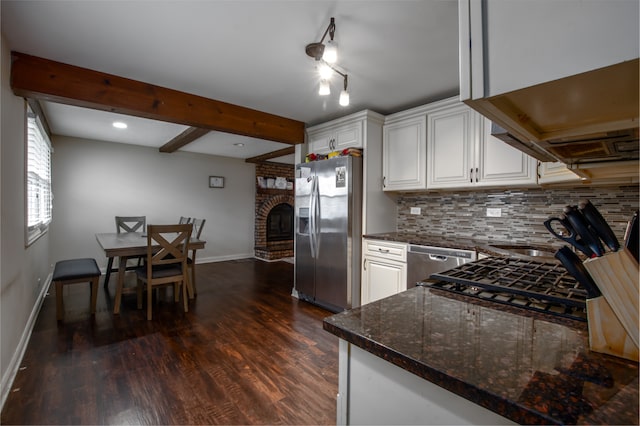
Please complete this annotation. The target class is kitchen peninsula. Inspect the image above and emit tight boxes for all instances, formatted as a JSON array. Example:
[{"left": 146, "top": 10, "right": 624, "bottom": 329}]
[{"left": 323, "top": 286, "right": 639, "bottom": 425}]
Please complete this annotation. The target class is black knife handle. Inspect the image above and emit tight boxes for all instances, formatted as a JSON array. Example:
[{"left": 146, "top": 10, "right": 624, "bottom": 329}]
[
  {"left": 555, "top": 246, "right": 601, "bottom": 298},
  {"left": 543, "top": 216, "right": 595, "bottom": 258},
  {"left": 578, "top": 199, "right": 620, "bottom": 252},
  {"left": 563, "top": 206, "right": 605, "bottom": 257}
]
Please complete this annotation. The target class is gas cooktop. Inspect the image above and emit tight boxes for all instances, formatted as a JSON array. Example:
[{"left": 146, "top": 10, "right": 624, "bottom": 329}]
[{"left": 422, "top": 257, "right": 588, "bottom": 321}]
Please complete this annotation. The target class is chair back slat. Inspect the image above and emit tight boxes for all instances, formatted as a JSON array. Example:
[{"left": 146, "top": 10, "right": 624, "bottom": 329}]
[
  {"left": 190, "top": 218, "right": 206, "bottom": 239},
  {"left": 146, "top": 224, "right": 192, "bottom": 268},
  {"left": 116, "top": 216, "right": 146, "bottom": 233},
  {"left": 179, "top": 216, "right": 191, "bottom": 224}
]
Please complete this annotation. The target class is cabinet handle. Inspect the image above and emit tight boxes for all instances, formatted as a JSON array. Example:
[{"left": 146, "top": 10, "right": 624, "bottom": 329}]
[
  {"left": 475, "top": 167, "right": 479, "bottom": 183},
  {"left": 383, "top": 176, "right": 386, "bottom": 188},
  {"left": 470, "top": 168, "right": 473, "bottom": 183},
  {"left": 378, "top": 248, "right": 390, "bottom": 253},
  {"left": 363, "top": 258, "right": 367, "bottom": 270}
]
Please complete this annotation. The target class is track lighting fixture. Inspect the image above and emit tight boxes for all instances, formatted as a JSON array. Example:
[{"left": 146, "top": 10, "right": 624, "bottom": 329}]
[
  {"left": 305, "top": 17, "right": 350, "bottom": 107},
  {"left": 339, "top": 75, "right": 349, "bottom": 106}
]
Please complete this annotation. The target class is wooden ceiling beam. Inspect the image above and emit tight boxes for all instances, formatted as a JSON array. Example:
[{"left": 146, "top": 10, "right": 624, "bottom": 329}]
[
  {"left": 245, "top": 146, "right": 296, "bottom": 164},
  {"left": 160, "top": 127, "right": 210, "bottom": 153},
  {"left": 10, "top": 51, "right": 305, "bottom": 145}
]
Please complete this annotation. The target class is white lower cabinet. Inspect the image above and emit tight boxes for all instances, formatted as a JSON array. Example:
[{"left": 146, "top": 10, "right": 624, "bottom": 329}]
[
  {"left": 337, "top": 341, "right": 515, "bottom": 425},
  {"left": 361, "top": 239, "right": 407, "bottom": 305}
]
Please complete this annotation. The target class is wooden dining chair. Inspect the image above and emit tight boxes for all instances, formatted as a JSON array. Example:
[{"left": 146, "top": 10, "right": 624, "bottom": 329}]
[
  {"left": 179, "top": 216, "right": 191, "bottom": 224},
  {"left": 104, "top": 216, "right": 147, "bottom": 288},
  {"left": 135, "top": 223, "right": 192, "bottom": 320},
  {"left": 186, "top": 218, "right": 206, "bottom": 298}
]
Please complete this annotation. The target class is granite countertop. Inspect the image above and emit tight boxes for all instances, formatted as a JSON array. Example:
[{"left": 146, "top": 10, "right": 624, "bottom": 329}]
[
  {"left": 363, "top": 231, "right": 560, "bottom": 260},
  {"left": 323, "top": 287, "right": 639, "bottom": 425}
]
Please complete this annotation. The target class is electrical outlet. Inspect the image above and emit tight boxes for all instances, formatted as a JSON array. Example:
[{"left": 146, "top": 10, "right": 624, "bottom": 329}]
[
  {"left": 410, "top": 207, "right": 421, "bottom": 215},
  {"left": 486, "top": 208, "right": 502, "bottom": 217}
]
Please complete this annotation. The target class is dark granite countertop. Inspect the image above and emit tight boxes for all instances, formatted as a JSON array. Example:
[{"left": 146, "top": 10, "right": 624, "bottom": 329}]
[
  {"left": 363, "top": 231, "right": 560, "bottom": 260},
  {"left": 323, "top": 287, "right": 639, "bottom": 425}
]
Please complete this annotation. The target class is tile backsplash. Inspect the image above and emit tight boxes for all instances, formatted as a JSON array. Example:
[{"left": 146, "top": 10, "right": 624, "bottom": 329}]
[{"left": 397, "top": 185, "right": 639, "bottom": 247}]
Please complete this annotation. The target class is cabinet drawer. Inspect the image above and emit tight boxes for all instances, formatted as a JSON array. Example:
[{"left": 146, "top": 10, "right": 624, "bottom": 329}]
[{"left": 363, "top": 239, "right": 407, "bottom": 262}]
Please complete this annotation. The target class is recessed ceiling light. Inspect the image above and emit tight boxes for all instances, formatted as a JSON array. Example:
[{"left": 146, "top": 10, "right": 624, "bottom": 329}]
[
  {"left": 234, "top": 143, "right": 245, "bottom": 147},
  {"left": 112, "top": 121, "right": 127, "bottom": 129}
]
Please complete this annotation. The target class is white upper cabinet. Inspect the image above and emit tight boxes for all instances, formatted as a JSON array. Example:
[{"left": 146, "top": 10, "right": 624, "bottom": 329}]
[
  {"left": 476, "top": 117, "right": 538, "bottom": 187},
  {"left": 460, "top": 0, "right": 639, "bottom": 100},
  {"left": 427, "top": 100, "right": 537, "bottom": 189},
  {"left": 426, "top": 101, "right": 476, "bottom": 188},
  {"left": 308, "top": 120, "right": 362, "bottom": 155},
  {"left": 459, "top": 0, "right": 639, "bottom": 149},
  {"left": 538, "top": 162, "right": 582, "bottom": 185},
  {"left": 382, "top": 113, "right": 427, "bottom": 191}
]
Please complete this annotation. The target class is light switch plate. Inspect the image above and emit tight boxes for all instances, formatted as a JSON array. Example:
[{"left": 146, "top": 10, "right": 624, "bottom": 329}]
[
  {"left": 410, "top": 207, "right": 421, "bottom": 215},
  {"left": 486, "top": 208, "right": 502, "bottom": 217}
]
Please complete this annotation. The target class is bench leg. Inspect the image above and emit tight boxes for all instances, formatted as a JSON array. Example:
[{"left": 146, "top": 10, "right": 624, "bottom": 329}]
[
  {"left": 55, "top": 281, "right": 64, "bottom": 321},
  {"left": 90, "top": 277, "right": 98, "bottom": 315}
]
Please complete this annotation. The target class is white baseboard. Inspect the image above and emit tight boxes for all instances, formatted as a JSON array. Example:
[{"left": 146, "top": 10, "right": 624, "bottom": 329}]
[
  {"left": 197, "top": 253, "right": 255, "bottom": 263},
  {"left": 0, "top": 273, "right": 51, "bottom": 411}
]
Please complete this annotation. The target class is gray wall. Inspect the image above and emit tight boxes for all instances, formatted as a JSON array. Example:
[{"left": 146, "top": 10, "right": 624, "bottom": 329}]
[
  {"left": 50, "top": 135, "right": 256, "bottom": 267},
  {"left": 1, "top": 35, "right": 52, "bottom": 406}
]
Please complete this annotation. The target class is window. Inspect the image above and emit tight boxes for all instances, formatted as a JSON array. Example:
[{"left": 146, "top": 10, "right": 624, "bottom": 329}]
[{"left": 25, "top": 103, "right": 53, "bottom": 245}]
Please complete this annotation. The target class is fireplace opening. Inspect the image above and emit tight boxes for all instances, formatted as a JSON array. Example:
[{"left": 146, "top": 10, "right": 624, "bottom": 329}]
[{"left": 267, "top": 203, "right": 293, "bottom": 242}]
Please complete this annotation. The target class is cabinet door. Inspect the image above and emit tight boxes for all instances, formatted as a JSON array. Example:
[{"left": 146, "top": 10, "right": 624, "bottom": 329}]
[
  {"left": 308, "top": 130, "right": 333, "bottom": 154},
  {"left": 477, "top": 118, "right": 538, "bottom": 187},
  {"left": 460, "top": 0, "right": 639, "bottom": 99},
  {"left": 308, "top": 121, "right": 363, "bottom": 154},
  {"left": 334, "top": 121, "right": 362, "bottom": 151},
  {"left": 382, "top": 116, "right": 427, "bottom": 191},
  {"left": 361, "top": 256, "right": 407, "bottom": 305},
  {"left": 538, "top": 161, "right": 581, "bottom": 185},
  {"left": 427, "top": 104, "right": 475, "bottom": 189}
]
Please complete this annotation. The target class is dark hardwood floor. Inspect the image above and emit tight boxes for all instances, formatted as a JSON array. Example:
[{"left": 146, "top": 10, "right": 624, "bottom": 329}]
[{"left": 1, "top": 259, "right": 339, "bottom": 425}]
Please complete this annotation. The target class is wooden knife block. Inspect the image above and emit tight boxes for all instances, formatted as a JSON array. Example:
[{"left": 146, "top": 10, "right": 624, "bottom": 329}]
[{"left": 583, "top": 248, "right": 639, "bottom": 361}]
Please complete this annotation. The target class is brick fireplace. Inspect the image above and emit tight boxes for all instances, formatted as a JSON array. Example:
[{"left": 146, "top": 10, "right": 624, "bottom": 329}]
[{"left": 254, "top": 162, "right": 295, "bottom": 261}]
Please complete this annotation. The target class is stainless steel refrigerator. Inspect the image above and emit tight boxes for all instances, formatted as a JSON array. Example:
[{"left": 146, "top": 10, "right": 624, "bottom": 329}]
[{"left": 294, "top": 156, "right": 362, "bottom": 312}]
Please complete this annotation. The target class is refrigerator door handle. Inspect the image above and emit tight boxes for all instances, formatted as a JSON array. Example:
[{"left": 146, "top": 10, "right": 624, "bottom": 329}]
[
  {"left": 312, "top": 174, "right": 321, "bottom": 257},
  {"left": 309, "top": 176, "right": 317, "bottom": 259}
]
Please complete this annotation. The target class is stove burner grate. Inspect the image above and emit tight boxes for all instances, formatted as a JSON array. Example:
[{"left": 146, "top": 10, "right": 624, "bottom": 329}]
[{"left": 426, "top": 257, "right": 588, "bottom": 321}]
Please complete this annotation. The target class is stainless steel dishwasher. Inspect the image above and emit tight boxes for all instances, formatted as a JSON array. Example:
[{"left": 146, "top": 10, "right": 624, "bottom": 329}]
[{"left": 406, "top": 244, "right": 476, "bottom": 288}]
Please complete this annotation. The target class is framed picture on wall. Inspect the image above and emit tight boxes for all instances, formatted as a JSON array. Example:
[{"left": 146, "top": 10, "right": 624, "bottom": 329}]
[{"left": 209, "top": 176, "right": 225, "bottom": 188}]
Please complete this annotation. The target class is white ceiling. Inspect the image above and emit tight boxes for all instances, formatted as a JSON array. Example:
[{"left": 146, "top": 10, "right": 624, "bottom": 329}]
[{"left": 1, "top": 0, "right": 460, "bottom": 164}]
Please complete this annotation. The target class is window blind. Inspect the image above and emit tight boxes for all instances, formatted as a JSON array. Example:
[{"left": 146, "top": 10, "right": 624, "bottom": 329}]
[{"left": 26, "top": 106, "right": 52, "bottom": 244}]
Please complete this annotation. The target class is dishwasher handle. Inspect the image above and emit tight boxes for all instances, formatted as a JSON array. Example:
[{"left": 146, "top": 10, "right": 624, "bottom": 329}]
[{"left": 429, "top": 254, "right": 448, "bottom": 262}]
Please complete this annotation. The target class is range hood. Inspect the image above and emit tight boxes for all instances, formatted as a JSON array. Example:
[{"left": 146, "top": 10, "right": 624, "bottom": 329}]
[{"left": 467, "top": 59, "right": 639, "bottom": 179}]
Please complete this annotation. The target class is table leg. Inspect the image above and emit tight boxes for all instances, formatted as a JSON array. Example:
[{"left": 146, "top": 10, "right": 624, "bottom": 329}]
[
  {"left": 113, "top": 256, "right": 128, "bottom": 314},
  {"left": 190, "top": 250, "right": 197, "bottom": 298}
]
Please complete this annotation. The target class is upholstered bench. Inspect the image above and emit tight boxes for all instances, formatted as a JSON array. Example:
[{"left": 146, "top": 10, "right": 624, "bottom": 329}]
[{"left": 52, "top": 258, "right": 101, "bottom": 321}]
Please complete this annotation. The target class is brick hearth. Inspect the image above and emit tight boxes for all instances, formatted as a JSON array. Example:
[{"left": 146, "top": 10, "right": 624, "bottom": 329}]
[{"left": 254, "top": 162, "right": 294, "bottom": 260}]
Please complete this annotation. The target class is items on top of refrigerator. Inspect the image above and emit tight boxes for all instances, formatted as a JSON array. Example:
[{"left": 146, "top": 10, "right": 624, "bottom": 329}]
[{"left": 305, "top": 148, "right": 362, "bottom": 163}]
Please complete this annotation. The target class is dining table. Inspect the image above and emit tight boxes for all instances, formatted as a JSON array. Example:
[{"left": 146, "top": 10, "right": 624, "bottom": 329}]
[{"left": 95, "top": 232, "right": 206, "bottom": 314}]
